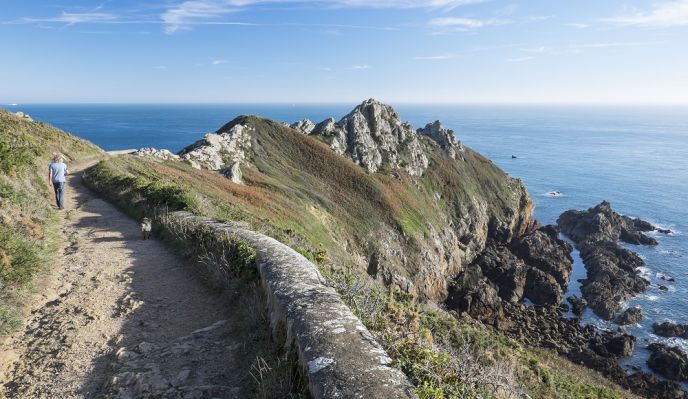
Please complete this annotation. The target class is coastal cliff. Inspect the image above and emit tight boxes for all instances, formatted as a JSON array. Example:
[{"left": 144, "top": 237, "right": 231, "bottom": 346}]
[{"left": 176, "top": 99, "right": 536, "bottom": 303}]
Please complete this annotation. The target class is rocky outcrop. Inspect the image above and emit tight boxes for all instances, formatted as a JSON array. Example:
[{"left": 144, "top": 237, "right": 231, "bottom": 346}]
[
  {"left": 647, "top": 343, "right": 688, "bottom": 381},
  {"left": 615, "top": 307, "right": 643, "bottom": 325},
  {"left": 13, "top": 111, "right": 33, "bottom": 121},
  {"left": 653, "top": 322, "right": 688, "bottom": 338},
  {"left": 589, "top": 332, "right": 636, "bottom": 357},
  {"left": 567, "top": 295, "right": 587, "bottom": 317},
  {"left": 132, "top": 147, "right": 180, "bottom": 161},
  {"left": 449, "top": 224, "right": 573, "bottom": 312},
  {"left": 290, "top": 119, "right": 316, "bottom": 135},
  {"left": 178, "top": 122, "right": 253, "bottom": 184},
  {"left": 417, "top": 121, "right": 463, "bottom": 159},
  {"left": 557, "top": 201, "right": 666, "bottom": 320}
]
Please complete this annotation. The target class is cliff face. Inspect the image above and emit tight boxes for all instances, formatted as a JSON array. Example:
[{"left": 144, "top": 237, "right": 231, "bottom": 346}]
[{"left": 176, "top": 100, "right": 536, "bottom": 302}]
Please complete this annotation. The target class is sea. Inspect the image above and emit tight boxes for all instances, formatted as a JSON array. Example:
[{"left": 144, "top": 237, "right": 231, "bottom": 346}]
[{"left": 8, "top": 103, "right": 688, "bottom": 376}]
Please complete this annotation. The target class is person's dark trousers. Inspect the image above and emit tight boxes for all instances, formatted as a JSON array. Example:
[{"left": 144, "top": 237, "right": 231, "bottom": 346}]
[{"left": 53, "top": 182, "right": 65, "bottom": 209}]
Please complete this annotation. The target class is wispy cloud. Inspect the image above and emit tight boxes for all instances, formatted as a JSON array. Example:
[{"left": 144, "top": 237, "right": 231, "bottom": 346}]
[
  {"left": 605, "top": 0, "right": 688, "bottom": 27},
  {"left": 212, "top": 59, "right": 228, "bottom": 65},
  {"left": 351, "top": 64, "right": 370, "bottom": 70},
  {"left": 517, "top": 41, "right": 655, "bottom": 57},
  {"left": 566, "top": 23, "right": 590, "bottom": 29},
  {"left": 429, "top": 17, "right": 485, "bottom": 28},
  {"left": 414, "top": 54, "right": 455, "bottom": 60},
  {"left": 507, "top": 56, "right": 534, "bottom": 62},
  {"left": 153, "top": 65, "right": 168, "bottom": 70},
  {"left": 18, "top": 11, "right": 117, "bottom": 26}
]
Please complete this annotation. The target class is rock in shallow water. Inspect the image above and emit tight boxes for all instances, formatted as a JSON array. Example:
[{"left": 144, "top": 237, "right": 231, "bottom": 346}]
[
  {"left": 653, "top": 322, "right": 688, "bottom": 338},
  {"left": 647, "top": 343, "right": 688, "bottom": 381},
  {"left": 615, "top": 306, "right": 643, "bottom": 325}
]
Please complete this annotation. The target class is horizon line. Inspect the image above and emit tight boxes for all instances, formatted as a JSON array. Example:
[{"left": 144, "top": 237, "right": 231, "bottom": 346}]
[{"left": 4, "top": 101, "right": 688, "bottom": 107}]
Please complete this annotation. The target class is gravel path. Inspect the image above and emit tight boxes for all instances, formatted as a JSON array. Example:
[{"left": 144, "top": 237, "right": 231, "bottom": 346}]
[{"left": 0, "top": 167, "right": 251, "bottom": 398}]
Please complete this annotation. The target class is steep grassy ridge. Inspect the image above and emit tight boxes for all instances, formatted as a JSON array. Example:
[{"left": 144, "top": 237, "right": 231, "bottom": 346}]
[{"left": 0, "top": 110, "right": 101, "bottom": 333}]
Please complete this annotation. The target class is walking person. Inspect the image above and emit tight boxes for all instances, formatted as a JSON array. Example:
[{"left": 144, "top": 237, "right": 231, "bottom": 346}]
[{"left": 48, "top": 154, "right": 68, "bottom": 209}]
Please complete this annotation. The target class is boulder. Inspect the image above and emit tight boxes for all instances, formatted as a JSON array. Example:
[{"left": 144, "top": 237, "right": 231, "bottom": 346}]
[
  {"left": 615, "top": 307, "right": 643, "bottom": 325},
  {"left": 524, "top": 267, "right": 563, "bottom": 306},
  {"left": 652, "top": 322, "right": 688, "bottom": 338},
  {"left": 446, "top": 265, "right": 502, "bottom": 321},
  {"left": 510, "top": 225, "right": 573, "bottom": 289},
  {"left": 567, "top": 295, "right": 587, "bottom": 317},
  {"left": 472, "top": 245, "right": 527, "bottom": 303},
  {"left": 647, "top": 343, "right": 688, "bottom": 381},
  {"left": 589, "top": 332, "right": 636, "bottom": 357}
]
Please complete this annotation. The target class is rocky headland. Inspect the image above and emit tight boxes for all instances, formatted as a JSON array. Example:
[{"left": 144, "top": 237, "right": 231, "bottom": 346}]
[{"left": 126, "top": 100, "right": 685, "bottom": 398}]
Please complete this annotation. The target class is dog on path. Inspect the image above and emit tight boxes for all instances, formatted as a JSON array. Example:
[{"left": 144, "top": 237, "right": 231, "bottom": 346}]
[{"left": 140, "top": 217, "right": 152, "bottom": 240}]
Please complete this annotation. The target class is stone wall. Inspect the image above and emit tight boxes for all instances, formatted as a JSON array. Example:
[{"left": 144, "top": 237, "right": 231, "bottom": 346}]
[{"left": 162, "top": 211, "right": 416, "bottom": 399}]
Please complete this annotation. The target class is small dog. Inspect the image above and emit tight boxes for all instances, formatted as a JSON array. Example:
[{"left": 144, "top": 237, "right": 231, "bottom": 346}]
[{"left": 140, "top": 217, "right": 152, "bottom": 240}]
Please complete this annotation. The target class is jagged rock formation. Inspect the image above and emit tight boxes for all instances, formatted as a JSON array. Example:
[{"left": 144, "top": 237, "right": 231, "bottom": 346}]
[
  {"left": 417, "top": 121, "right": 463, "bottom": 159},
  {"left": 647, "top": 343, "right": 688, "bottom": 381},
  {"left": 291, "top": 119, "right": 316, "bottom": 135},
  {"left": 447, "top": 224, "right": 573, "bottom": 319},
  {"left": 557, "top": 201, "right": 669, "bottom": 319},
  {"left": 132, "top": 147, "right": 180, "bottom": 161},
  {"left": 178, "top": 123, "right": 253, "bottom": 184}
]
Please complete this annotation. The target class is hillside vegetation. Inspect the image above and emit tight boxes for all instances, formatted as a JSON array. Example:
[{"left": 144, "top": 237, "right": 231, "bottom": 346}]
[
  {"left": 84, "top": 112, "right": 637, "bottom": 398},
  {"left": 0, "top": 110, "right": 101, "bottom": 333}
]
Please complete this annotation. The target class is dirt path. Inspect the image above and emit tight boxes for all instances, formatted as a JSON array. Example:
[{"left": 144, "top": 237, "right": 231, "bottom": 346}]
[{"left": 0, "top": 167, "right": 253, "bottom": 398}]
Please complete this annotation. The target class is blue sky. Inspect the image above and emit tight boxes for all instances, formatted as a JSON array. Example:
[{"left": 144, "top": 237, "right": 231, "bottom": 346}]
[{"left": 2, "top": 0, "right": 688, "bottom": 104}]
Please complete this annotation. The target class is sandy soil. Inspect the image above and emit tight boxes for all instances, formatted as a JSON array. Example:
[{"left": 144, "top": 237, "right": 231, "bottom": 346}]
[{"left": 0, "top": 167, "right": 252, "bottom": 398}]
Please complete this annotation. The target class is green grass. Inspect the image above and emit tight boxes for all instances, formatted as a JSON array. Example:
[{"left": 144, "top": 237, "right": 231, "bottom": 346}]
[{"left": 0, "top": 109, "right": 102, "bottom": 334}]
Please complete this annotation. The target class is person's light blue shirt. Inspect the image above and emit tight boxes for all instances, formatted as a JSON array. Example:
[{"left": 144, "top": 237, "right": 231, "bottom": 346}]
[{"left": 49, "top": 162, "right": 68, "bottom": 183}]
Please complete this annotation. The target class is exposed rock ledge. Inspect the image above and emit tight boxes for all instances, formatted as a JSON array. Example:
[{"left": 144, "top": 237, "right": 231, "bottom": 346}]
[
  {"left": 160, "top": 211, "right": 416, "bottom": 399},
  {"left": 557, "top": 201, "right": 669, "bottom": 320}
]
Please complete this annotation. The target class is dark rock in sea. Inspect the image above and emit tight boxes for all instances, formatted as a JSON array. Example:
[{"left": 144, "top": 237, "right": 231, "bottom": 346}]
[
  {"left": 659, "top": 285, "right": 669, "bottom": 292},
  {"left": 567, "top": 295, "right": 587, "bottom": 317},
  {"left": 647, "top": 343, "right": 688, "bottom": 381},
  {"left": 656, "top": 228, "right": 672, "bottom": 234},
  {"left": 615, "top": 307, "right": 643, "bottom": 325},
  {"left": 653, "top": 322, "right": 688, "bottom": 338},
  {"left": 590, "top": 332, "right": 636, "bottom": 357},
  {"left": 511, "top": 155, "right": 517, "bottom": 159},
  {"left": 558, "top": 200, "right": 658, "bottom": 245},
  {"left": 558, "top": 201, "right": 654, "bottom": 319}
]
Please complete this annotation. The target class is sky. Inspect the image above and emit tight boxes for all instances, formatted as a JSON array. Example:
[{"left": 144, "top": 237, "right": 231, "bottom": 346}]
[{"left": 1, "top": 0, "right": 688, "bottom": 104}]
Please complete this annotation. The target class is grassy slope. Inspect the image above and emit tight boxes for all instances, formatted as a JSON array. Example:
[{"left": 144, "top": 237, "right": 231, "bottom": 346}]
[
  {"left": 84, "top": 116, "right": 637, "bottom": 398},
  {"left": 0, "top": 109, "right": 102, "bottom": 333}
]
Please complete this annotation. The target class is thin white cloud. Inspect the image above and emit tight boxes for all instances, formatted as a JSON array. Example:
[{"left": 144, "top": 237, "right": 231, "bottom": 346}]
[
  {"left": 212, "top": 59, "right": 228, "bottom": 65},
  {"left": 162, "top": 1, "right": 240, "bottom": 34},
  {"left": 351, "top": 64, "right": 370, "bottom": 70},
  {"left": 430, "top": 17, "right": 484, "bottom": 28},
  {"left": 414, "top": 54, "right": 454, "bottom": 60},
  {"left": 566, "top": 23, "right": 590, "bottom": 29},
  {"left": 20, "top": 12, "right": 117, "bottom": 26},
  {"left": 153, "top": 65, "right": 168, "bottom": 70},
  {"left": 605, "top": 0, "right": 688, "bottom": 27},
  {"left": 507, "top": 56, "right": 534, "bottom": 62}
]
